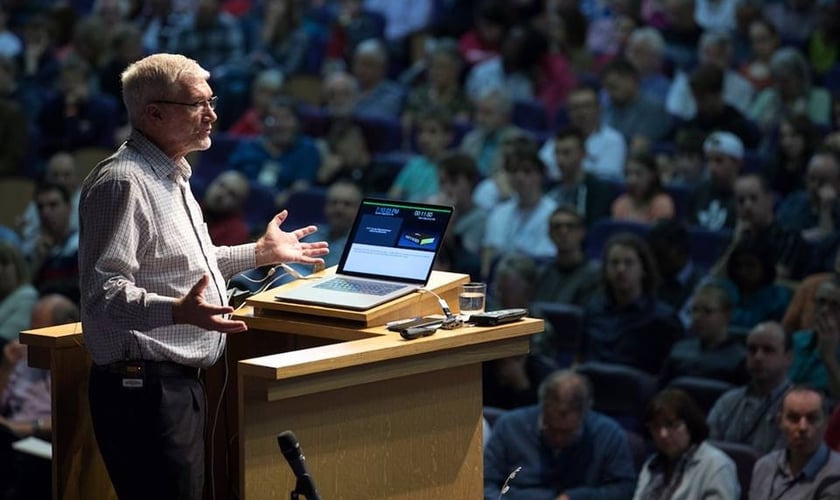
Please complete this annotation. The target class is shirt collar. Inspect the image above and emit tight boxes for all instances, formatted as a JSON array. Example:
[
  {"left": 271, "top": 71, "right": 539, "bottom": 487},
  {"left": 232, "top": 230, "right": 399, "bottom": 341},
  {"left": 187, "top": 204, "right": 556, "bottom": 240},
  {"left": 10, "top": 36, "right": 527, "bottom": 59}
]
[
  {"left": 127, "top": 129, "right": 192, "bottom": 181},
  {"left": 778, "top": 443, "right": 831, "bottom": 480}
]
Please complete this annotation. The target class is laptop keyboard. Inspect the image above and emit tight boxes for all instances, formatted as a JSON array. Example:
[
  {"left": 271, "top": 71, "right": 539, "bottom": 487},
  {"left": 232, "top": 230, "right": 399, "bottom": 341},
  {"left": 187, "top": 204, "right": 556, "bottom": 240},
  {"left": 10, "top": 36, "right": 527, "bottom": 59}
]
[{"left": 314, "top": 277, "right": 404, "bottom": 296}]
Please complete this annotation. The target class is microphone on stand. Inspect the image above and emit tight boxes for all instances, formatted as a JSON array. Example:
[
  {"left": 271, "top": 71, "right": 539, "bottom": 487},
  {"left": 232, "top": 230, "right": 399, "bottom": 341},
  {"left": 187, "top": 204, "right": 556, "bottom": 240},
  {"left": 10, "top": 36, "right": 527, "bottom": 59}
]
[{"left": 277, "top": 431, "right": 322, "bottom": 500}]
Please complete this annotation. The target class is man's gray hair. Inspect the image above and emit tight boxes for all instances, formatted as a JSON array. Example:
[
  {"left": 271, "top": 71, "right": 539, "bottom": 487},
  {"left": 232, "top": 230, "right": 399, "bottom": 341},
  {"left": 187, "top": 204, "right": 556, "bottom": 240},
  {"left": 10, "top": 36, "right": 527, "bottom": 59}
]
[
  {"left": 539, "top": 370, "right": 593, "bottom": 411},
  {"left": 121, "top": 53, "right": 210, "bottom": 125}
]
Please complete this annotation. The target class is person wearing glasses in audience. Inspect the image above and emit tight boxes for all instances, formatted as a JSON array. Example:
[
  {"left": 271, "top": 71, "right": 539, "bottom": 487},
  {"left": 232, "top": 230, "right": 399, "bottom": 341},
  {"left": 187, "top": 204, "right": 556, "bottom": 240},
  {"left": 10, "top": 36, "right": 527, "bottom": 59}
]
[
  {"left": 484, "top": 370, "right": 636, "bottom": 500},
  {"left": 78, "top": 53, "right": 328, "bottom": 500},
  {"left": 749, "top": 385, "right": 840, "bottom": 500},
  {"left": 788, "top": 277, "right": 840, "bottom": 399},
  {"left": 634, "top": 388, "right": 740, "bottom": 500}
]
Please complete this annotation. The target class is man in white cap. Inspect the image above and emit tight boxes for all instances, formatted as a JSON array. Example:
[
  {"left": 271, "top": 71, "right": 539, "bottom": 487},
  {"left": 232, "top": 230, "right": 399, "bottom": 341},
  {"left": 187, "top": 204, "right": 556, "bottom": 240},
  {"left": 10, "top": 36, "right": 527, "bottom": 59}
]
[{"left": 689, "top": 131, "right": 744, "bottom": 231}]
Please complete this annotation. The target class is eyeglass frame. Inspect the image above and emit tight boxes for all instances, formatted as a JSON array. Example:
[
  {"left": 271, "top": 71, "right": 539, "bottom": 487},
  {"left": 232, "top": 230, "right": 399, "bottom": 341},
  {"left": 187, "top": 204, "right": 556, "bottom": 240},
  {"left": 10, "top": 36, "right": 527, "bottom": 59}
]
[{"left": 151, "top": 95, "right": 218, "bottom": 111}]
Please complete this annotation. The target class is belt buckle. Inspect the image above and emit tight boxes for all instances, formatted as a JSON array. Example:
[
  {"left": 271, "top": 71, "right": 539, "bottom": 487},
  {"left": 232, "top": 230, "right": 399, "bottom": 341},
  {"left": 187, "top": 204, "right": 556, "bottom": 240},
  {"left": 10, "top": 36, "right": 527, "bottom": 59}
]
[{"left": 121, "top": 361, "right": 145, "bottom": 389}]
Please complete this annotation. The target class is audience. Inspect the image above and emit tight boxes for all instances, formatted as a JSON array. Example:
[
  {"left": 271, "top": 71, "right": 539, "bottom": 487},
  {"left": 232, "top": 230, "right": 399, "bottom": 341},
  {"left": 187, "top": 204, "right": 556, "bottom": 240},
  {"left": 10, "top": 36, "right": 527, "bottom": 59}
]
[
  {"left": 350, "top": 38, "right": 404, "bottom": 119},
  {"left": 481, "top": 141, "right": 557, "bottom": 279},
  {"left": 459, "top": 87, "right": 523, "bottom": 178},
  {"left": 659, "top": 283, "right": 748, "bottom": 386},
  {"left": 434, "top": 152, "right": 485, "bottom": 279},
  {"left": 634, "top": 388, "right": 740, "bottom": 499},
  {"left": 227, "top": 68, "right": 285, "bottom": 138},
  {"left": 0, "top": 243, "right": 36, "bottom": 344},
  {"left": 763, "top": 114, "right": 821, "bottom": 198},
  {"left": 201, "top": 170, "right": 251, "bottom": 245},
  {"left": 645, "top": 219, "right": 704, "bottom": 315},
  {"left": 707, "top": 321, "right": 791, "bottom": 454},
  {"left": 689, "top": 131, "right": 743, "bottom": 231},
  {"left": 545, "top": 126, "right": 613, "bottom": 226},
  {"left": 611, "top": 151, "right": 675, "bottom": 224},
  {"left": 777, "top": 149, "right": 840, "bottom": 244},
  {"left": 484, "top": 370, "right": 637, "bottom": 500},
  {"left": 788, "top": 277, "right": 840, "bottom": 398},
  {"left": 580, "top": 232, "right": 684, "bottom": 375},
  {"left": 749, "top": 385, "right": 840, "bottom": 500},
  {"left": 387, "top": 107, "right": 451, "bottom": 202},
  {"left": 303, "top": 179, "right": 362, "bottom": 268}
]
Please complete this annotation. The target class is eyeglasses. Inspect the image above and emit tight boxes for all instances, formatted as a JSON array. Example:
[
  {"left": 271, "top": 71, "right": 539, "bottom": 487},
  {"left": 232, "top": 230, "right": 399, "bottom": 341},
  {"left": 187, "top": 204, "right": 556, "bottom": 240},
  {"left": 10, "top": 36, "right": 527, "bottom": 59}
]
[
  {"left": 690, "top": 306, "right": 722, "bottom": 315},
  {"left": 646, "top": 419, "right": 685, "bottom": 433},
  {"left": 151, "top": 95, "right": 218, "bottom": 111}
]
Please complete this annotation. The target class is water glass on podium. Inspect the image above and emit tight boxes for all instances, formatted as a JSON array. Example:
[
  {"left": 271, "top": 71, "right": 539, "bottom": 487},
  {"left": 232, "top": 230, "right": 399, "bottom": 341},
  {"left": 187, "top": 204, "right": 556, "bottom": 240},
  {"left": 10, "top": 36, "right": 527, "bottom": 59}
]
[{"left": 458, "top": 282, "right": 486, "bottom": 320}]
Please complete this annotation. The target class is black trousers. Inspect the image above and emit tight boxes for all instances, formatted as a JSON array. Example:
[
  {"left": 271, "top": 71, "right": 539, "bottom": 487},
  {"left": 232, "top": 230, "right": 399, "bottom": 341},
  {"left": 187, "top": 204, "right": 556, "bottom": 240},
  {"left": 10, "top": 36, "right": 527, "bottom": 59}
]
[{"left": 88, "top": 365, "right": 206, "bottom": 500}]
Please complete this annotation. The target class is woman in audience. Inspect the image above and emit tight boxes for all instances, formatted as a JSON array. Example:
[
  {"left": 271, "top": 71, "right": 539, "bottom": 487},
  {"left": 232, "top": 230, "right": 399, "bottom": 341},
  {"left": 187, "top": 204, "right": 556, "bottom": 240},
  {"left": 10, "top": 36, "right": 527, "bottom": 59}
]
[
  {"left": 763, "top": 113, "right": 822, "bottom": 197},
  {"left": 580, "top": 232, "right": 684, "bottom": 375},
  {"left": 633, "top": 388, "right": 740, "bottom": 499},
  {"left": 737, "top": 18, "right": 780, "bottom": 91},
  {"left": 611, "top": 152, "right": 675, "bottom": 223}
]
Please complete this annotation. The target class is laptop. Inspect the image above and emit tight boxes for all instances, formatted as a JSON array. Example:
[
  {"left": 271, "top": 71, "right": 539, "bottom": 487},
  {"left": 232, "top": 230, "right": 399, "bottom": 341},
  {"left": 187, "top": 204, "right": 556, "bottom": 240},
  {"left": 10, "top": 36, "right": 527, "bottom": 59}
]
[{"left": 274, "top": 198, "right": 453, "bottom": 310}]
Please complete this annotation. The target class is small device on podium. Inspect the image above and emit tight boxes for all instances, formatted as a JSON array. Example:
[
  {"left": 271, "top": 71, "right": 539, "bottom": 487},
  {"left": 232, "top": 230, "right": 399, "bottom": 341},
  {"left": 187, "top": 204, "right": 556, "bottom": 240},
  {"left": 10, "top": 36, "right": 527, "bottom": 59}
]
[{"left": 277, "top": 431, "right": 322, "bottom": 500}]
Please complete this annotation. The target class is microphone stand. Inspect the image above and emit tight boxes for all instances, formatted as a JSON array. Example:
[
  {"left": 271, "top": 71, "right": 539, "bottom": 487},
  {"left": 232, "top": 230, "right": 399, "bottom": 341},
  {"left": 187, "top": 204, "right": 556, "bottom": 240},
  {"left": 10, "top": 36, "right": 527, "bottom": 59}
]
[{"left": 289, "top": 475, "right": 318, "bottom": 500}]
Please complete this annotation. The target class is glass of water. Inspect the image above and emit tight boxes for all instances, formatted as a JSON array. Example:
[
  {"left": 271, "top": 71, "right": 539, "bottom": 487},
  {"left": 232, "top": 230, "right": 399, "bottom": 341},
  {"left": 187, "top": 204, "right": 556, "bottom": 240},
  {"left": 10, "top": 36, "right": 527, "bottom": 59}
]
[{"left": 459, "top": 282, "right": 486, "bottom": 319}]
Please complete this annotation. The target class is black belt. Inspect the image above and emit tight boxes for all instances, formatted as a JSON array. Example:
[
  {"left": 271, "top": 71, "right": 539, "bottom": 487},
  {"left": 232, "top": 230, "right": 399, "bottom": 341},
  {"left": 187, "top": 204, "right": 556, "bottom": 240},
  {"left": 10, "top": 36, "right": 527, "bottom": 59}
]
[{"left": 94, "top": 360, "right": 201, "bottom": 379}]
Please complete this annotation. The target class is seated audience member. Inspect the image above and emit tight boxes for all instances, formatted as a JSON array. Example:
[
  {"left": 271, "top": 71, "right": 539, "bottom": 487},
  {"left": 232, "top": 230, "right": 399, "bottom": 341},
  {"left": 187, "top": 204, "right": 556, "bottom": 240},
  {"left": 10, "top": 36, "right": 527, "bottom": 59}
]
[
  {"left": 601, "top": 57, "right": 673, "bottom": 152},
  {"left": 18, "top": 151, "right": 80, "bottom": 253},
  {"left": 659, "top": 0, "right": 702, "bottom": 71},
  {"left": 201, "top": 170, "right": 251, "bottom": 245},
  {"left": 458, "top": 0, "right": 506, "bottom": 67},
  {"left": 666, "top": 30, "right": 755, "bottom": 121},
  {"left": 303, "top": 179, "right": 362, "bottom": 268},
  {"left": 689, "top": 131, "right": 743, "bottom": 231},
  {"left": 350, "top": 38, "right": 404, "bottom": 119},
  {"left": 244, "top": 0, "right": 310, "bottom": 77},
  {"left": 481, "top": 142, "right": 557, "bottom": 279},
  {"left": 27, "top": 183, "right": 80, "bottom": 304},
  {"left": 227, "top": 68, "right": 284, "bottom": 138},
  {"left": 659, "top": 283, "right": 748, "bottom": 386},
  {"left": 538, "top": 84, "right": 627, "bottom": 182},
  {"left": 749, "top": 385, "right": 840, "bottom": 500},
  {"left": 401, "top": 38, "right": 471, "bottom": 134},
  {"left": 748, "top": 47, "right": 831, "bottom": 136},
  {"left": 0, "top": 294, "right": 79, "bottom": 499},
  {"left": 783, "top": 246, "right": 840, "bottom": 334},
  {"left": 35, "top": 53, "right": 118, "bottom": 159},
  {"left": 167, "top": 0, "right": 245, "bottom": 72},
  {"left": 707, "top": 321, "right": 792, "bottom": 454},
  {"left": 482, "top": 254, "right": 556, "bottom": 410},
  {"left": 533, "top": 206, "right": 601, "bottom": 307},
  {"left": 624, "top": 27, "right": 671, "bottom": 105},
  {"left": 789, "top": 277, "right": 840, "bottom": 398},
  {"left": 715, "top": 234, "right": 792, "bottom": 330},
  {"left": 581, "top": 232, "right": 684, "bottom": 375},
  {"left": 0, "top": 243, "right": 36, "bottom": 343},
  {"left": 678, "top": 63, "right": 760, "bottom": 148},
  {"left": 0, "top": 56, "right": 28, "bottom": 177},
  {"left": 388, "top": 108, "right": 451, "bottom": 202},
  {"left": 465, "top": 24, "right": 575, "bottom": 117},
  {"left": 724, "top": 173, "right": 808, "bottom": 280},
  {"left": 646, "top": 219, "right": 705, "bottom": 315},
  {"left": 658, "top": 128, "right": 706, "bottom": 186},
  {"left": 763, "top": 114, "right": 821, "bottom": 198},
  {"left": 545, "top": 126, "right": 613, "bottom": 227},
  {"left": 738, "top": 18, "right": 780, "bottom": 91},
  {"left": 484, "top": 370, "right": 637, "bottom": 500},
  {"left": 634, "top": 388, "right": 740, "bottom": 500},
  {"left": 459, "top": 87, "right": 523, "bottom": 177},
  {"left": 228, "top": 96, "right": 321, "bottom": 208},
  {"left": 611, "top": 152, "right": 675, "bottom": 224},
  {"left": 777, "top": 149, "right": 840, "bottom": 244},
  {"left": 434, "top": 152, "right": 486, "bottom": 278}
]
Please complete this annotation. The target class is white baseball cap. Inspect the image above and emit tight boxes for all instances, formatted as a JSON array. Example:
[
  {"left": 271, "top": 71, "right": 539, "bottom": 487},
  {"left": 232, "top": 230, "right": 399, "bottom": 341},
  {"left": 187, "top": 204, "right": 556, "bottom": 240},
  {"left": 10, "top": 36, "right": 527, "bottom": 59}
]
[{"left": 703, "top": 131, "right": 744, "bottom": 160}]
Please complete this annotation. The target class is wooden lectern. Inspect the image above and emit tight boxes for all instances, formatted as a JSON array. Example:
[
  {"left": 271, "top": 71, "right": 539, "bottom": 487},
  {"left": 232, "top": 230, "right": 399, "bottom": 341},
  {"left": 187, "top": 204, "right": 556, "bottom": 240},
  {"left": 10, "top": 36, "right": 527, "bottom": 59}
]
[{"left": 19, "top": 270, "right": 543, "bottom": 499}]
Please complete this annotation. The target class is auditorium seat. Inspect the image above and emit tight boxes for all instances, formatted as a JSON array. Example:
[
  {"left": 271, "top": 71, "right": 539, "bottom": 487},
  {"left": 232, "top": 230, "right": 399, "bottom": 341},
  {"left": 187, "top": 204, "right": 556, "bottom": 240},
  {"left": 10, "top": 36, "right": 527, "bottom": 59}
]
[
  {"left": 512, "top": 99, "right": 550, "bottom": 133},
  {"left": 529, "top": 301, "right": 584, "bottom": 367},
  {"left": 709, "top": 440, "right": 761, "bottom": 500},
  {"left": 687, "top": 225, "right": 732, "bottom": 271},
  {"left": 574, "top": 361, "right": 658, "bottom": 433},
  {"left": 282, "top": 186, "right": 328, "bottom": 229},
  {"left": 584, "top": 219, "right": 651, "bottom": 262},
  {"left": 667, "top": 376, "right": 734, "bottom": 414}
]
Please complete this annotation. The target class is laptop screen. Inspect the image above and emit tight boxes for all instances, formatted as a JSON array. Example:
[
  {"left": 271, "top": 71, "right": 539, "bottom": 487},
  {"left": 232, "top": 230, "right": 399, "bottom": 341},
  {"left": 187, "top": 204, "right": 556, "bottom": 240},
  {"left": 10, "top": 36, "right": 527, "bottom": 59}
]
[{"left": 337, "top": 199, "right": 453, "bottom": 284}]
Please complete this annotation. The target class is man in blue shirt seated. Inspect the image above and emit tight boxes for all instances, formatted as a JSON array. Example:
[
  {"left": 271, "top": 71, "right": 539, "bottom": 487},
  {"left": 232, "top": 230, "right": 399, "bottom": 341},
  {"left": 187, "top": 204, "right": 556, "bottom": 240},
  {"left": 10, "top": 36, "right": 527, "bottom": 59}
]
[{"left": 484, "top": 370, "right": 637, "bottom": 500}]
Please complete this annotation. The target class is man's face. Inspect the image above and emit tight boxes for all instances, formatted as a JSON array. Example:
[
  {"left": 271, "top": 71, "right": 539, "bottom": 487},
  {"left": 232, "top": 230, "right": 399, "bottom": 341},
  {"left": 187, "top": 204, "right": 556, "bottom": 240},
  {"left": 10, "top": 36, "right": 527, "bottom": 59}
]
[
  {"left": 706, "top": 152, "right": 741, "bottom": 189},
  {"left": 474, "top": 96, "right": 506, "bottom": 131},
  {"left": 567, "top": 89, "right": 599, "bottom": 132},
  {"left": 438, "top": 171, "right": 472, "bottom": 206},
  {"left": 603, "top": 72, "right": 636, "bottom": 105},
  {"left": 503, "top": 158, "right": 542, "bottom": 197},
  {"left": 690, "top": 292, "right": 729, "bottom": 340},
  {"left": 541, "top": 397, "right": 586, "bottom": 449},
  {"left": 352, "top": 51, "right": 384, "bottom": 89},
  {"left": 36, "top": 190, "right": 71, "bottom": 236},
  {"left": 153, "top": 75, "right": 217, "bottom": 158},
  {"left": 780, "top": 390, "right": 826, "bottom": 458},
  {"left": 549, "top": 211, "right": 584, "bottom": 253},
  {"left": 806, "top": 154, "right": 840, "bottom": 203},
  {"left": 264, "top": 106, "right": 298, "bottom": 148},
  {"left": 605, "top": 244, "right": 644, "bottom": 295},
  {"left": 735, "top": 176, "right": 773, "bottom": 228},
  {"left": 554, "top": 136, "right": 584, "bottom": 176},
  {"left": 324, "top": 184, "right": 361, "bottom": 232},
  {"left": 45, "top": 155, "right": 78, "bottom": 193},
  {"left": 745, "top": 325, "right": 791, "bottom": 383},
  {"left": 204, "top": 172, "right": 248, "bottom": 214}
]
